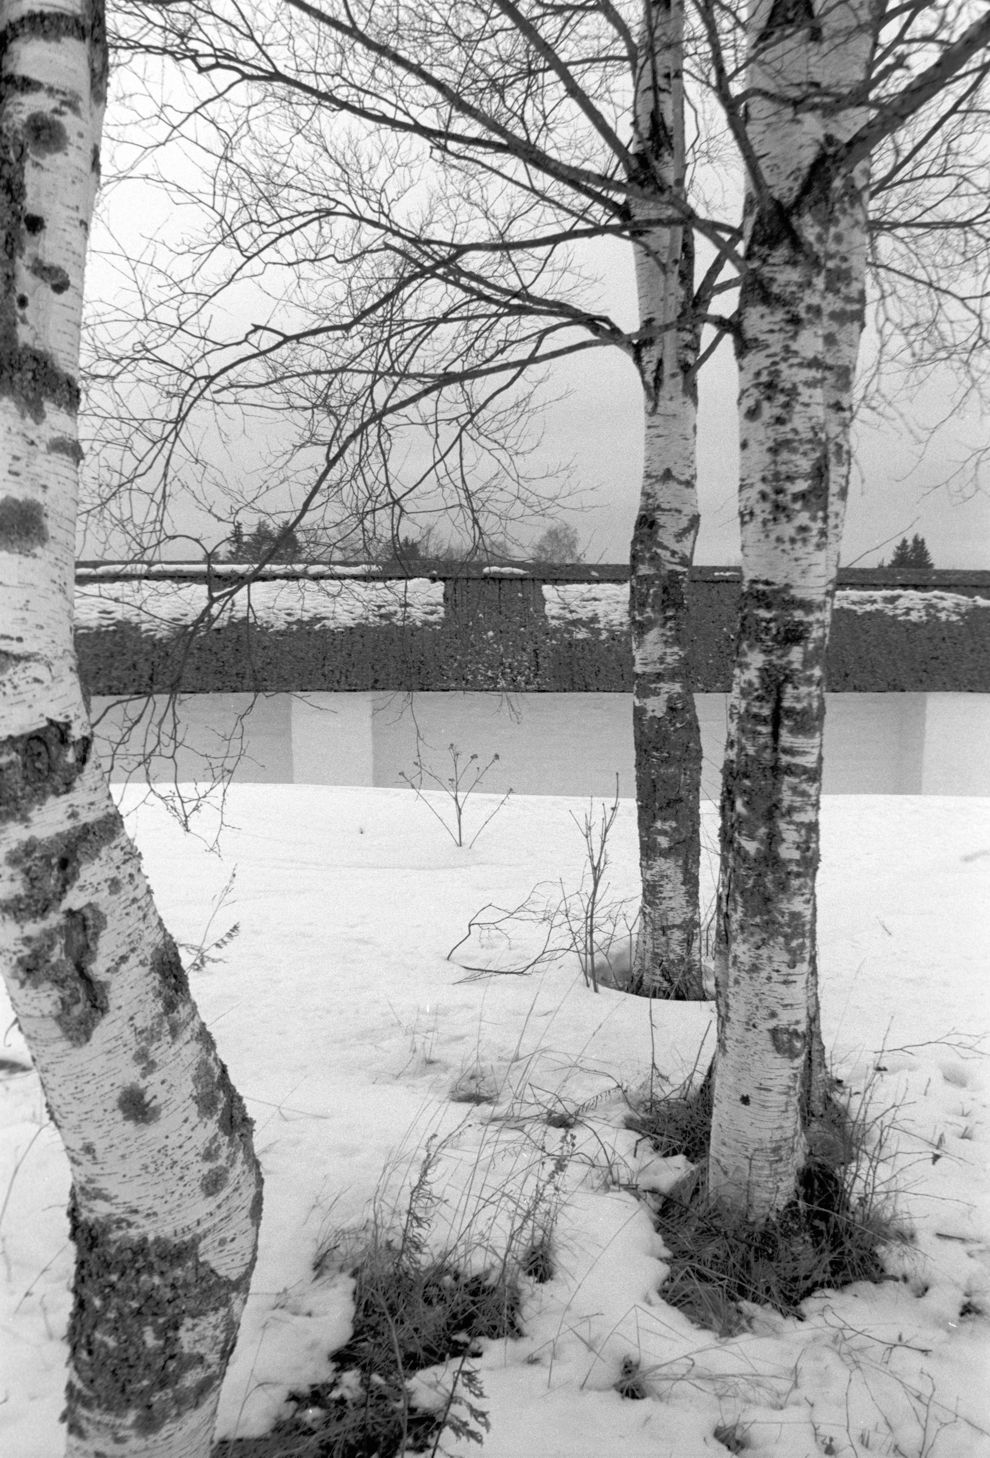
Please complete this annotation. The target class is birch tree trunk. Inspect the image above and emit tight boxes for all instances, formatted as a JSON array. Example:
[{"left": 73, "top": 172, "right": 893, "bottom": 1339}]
[
  {"left": 802, "top": 145, "right": 871, "bottom": 1123},
  {"left": 629, "top": 0, "right": 705, "bottom": 1000},
  {"left": 708, "top": 0, "right": 876, "bottom": 1222},
  {"left": 0, "top": 4, "right": 263, "bottom": 1452}
]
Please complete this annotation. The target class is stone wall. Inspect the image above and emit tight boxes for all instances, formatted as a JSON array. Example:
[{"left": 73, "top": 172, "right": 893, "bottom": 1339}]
[{"left": 74, "top": 565, "right": 990, "bottom": 696}]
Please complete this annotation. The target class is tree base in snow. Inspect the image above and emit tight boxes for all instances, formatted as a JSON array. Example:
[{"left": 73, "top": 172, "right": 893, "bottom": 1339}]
[
  {"left": 651, "top": 1158, "right": 900, "bottom": 1334},
  {"left": 592, "top": 940, "right": 708, "bottom": 1000},
  {"left": 628, "top": 1068, "right": 909, "bottom": 1332},
  {"left": 661, "top": 1154, "right": 904, "bottom": 1336}
]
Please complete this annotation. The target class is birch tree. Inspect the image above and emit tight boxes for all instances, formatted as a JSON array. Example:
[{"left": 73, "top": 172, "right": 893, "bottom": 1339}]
[
  {"left": 628, "top": 0, "right": 705, "bottom": 996},
  {"left": 707, "top": 0, "right": 990, "bottom": 1222},
  {"left": 0, "top": 2, "right": 263, "bottom": 1451},
  {"left": 101, "top": 0, "right": 743, "bottom": 998}
]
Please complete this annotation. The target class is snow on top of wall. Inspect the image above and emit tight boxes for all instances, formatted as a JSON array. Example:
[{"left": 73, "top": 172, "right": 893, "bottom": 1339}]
[
  {"left": 542, "top": 583, "right": 629, "bottom": 635},
  {"left": 543, "top": 583, "right": 990, "bottom": 636},
  {"left": 837, "top": 589, "right": 990, "bottom": 621},
  {"left": 73, "top": 577, "right": 990, "bottom": 638},
  {"left": 77, "top": 562, "right": 383, "bottom": 578},
  {"left": 73, "top": 578, "right": 445, "bottom": 636}
]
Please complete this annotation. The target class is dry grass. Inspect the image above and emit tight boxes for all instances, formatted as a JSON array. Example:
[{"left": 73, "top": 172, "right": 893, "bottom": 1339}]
[
  {"left": 627, "top": 1066, "right": 909, "bottom": 1335},
  {"left": 215, "top": 1130, "right": 555, "bottom": 1458},
  {"left": 626, "top": 1060, "right": 714, "bottom": 1164}
]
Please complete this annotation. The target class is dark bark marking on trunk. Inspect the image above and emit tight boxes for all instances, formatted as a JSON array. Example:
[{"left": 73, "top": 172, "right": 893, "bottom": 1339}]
[
  {"left": 0, "top": 342, "right": 80, "bottom": 421},
  {"left": 724, "top": 581, "right": 827, "bottom": 939},
  {"left": 85, "top": 0, "right": 109, "bottom": 108},
  {"left": 629, "top": 534, "right": 704, "bottom": 995},
  {"left": 132, "top": 1043, "right": 157, "bottom": 1076},
  {"left": 0, "top": 73, "right": 45, "bottom": 104},
  {"left": 768, "top": 675, "right": 783, "bottom": 759},
  {"left": 117, "top": 1082, "right": 160, "bottom": 1124},
  {"left": 23, "top": 111, "right": 68, "bottom": 155},
  {"left": 65, "top": 1195, "right": 251, "bottom": 1439},
  {"left": 770, "top": 1025, "right": 806, "bottom": 1060},
  {"left": 192, "top": 1052, "right": 220, "bottom": 1120},
  {"left": 190, "top": 1028, "right": 260, "bottom": 1182},
  {"left": 1, "top": 811, "right": 116, "bottom": 918},
  {"left": 0, "top": 493, "right": 46, "bottom": 551},
  {"left": 0, "top": 110, "right": 28, "bottom": 341},
  {"left": 13, "top": 902, "right": 108, "bottom": 1044},
  {"left": 0, "top": 11, "right": 88, "bottom": 57},
  {"left": 249, "top": 1176, "right": 263, "bottom": 1227},
  {"left": 0, "top": 77, "right": 82, "bottom": 423},
  {"left": 29, "top": 255, "right": 70, "bottom": 292},
  {"left": 62, "top": 901, "right": 107, "bottom": 1014},
  {"left": 47, "top": 432, "right": 83, "bottom": 460},
  {"left": 742, "top": 197, "right": 811, "bottom": 293},
  {"left": 796, "top": 149, "right": 836, "bottom": 219},
  {"left": 217, "top": 1066, "right": 252, "bottom": 1143},
  {"left": 150, "top": 934, "right": 191, "bottom": 1021},
  {"left": 757, "top": 0, "right": 821, "bottom": 50},
  {"left": 201, "top": 1166, "right": 229, "bottom": 1197}
]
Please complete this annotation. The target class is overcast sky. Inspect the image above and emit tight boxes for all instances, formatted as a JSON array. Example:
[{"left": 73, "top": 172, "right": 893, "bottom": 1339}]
[
  {"left": 530, "top": 235, "right": 990, "bottom": 570},
  {"left": 536, "top": 324, "right": 990, "bottom": 569},
  {"left": 83, "top": 48, "right": 989, "bottom": 573},
  {"left": 84, "top": 205, "right": 989, "bottom": 570}
]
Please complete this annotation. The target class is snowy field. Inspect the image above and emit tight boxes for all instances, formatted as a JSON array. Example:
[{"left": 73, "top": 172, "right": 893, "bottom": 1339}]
[{"left": 1, "top": 787, "right": 988, "bottom": 1456}]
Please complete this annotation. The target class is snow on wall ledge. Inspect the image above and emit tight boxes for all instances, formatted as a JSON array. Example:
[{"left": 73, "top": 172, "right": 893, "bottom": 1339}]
[
  {"left": 72, "top": 570, "right": 990, "bottom": 695},
  {"left": 544, "top": 583, "right": 990, "bottom": 633},
  {"left": 73, "top": 577, "right": 446, "bottom": 634}
]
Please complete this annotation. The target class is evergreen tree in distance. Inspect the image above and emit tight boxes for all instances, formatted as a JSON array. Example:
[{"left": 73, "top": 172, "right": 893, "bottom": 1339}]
[
  {"left": 224, "top": 518, "right": 302, "bottom": 562},
  {"left": 883, "top": 534, "right": 935, "bottom": 569}
]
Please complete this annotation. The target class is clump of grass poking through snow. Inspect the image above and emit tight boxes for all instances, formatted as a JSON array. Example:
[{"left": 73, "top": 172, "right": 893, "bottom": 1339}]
[
  {"left": 629, "top": 1067, "right": 909, "bottom": 1335},
  {"left": 280, "top": 1250, "right": 519, "bottom": 1457},
  {"left": 626, "top": 1060, "right": 713, "bottom": 1164},
  {"left": 652, "top": 1164, "right": 898, "bottom": 1336},
  {"left": 216, "top": 1139, "right": 526, "bottom": 1458}
]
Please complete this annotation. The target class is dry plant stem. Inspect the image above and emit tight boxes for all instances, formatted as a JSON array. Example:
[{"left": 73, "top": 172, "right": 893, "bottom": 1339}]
[
  {"left": 0, "top": 1125, "right": 47, "bottom": 1280},
  {"left": 400, "top": 742, "right": 512, "bottom": 848},
  {"left": 446, "top": 812, "right": 639, "bottom": 985},
  {"left": 293, "top": 1126, "right": 567, "bottom": 1458},
  {"left": 178, "top": 869, "right": 240, "bottom": 973},
  {"left": 568, "top": 784, "right": 621, "bottom": 993},
  {"left": 446, "top": 890, "right": 563, "bottom": 977}
]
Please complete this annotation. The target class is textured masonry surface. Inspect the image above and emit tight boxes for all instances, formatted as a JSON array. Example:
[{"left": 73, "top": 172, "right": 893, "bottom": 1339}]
[{"left": 74, "top": 567, "right": 990, "bottom": 695}]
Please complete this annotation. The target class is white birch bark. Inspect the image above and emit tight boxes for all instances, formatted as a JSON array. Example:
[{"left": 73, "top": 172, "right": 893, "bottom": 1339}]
[
  {"left": 709, "top": 0, "right": 877, "bottom": 1221},
  {"left": 629, "top": 0, "right": 704, "bottom": 999},
  {"left": 0, "top": 4, "right": 263, "bottom": 1452},
  {"left": 805, "top": 116, "right": 872, "bottom": 1122}
]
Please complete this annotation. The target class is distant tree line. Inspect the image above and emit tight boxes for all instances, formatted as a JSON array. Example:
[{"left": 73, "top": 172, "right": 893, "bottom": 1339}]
[
  {"left": 220, "top": 518, "right": 585, "bottom": 568},
  {"left": 222, "top": 520, "right": 939, "bottom": 572},
  {"left": 224, "top": 519, "right": 303, "bottom": 563}
]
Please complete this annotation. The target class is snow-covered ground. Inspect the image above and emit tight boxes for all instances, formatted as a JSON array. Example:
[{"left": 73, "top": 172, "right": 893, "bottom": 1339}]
[{"left": 2, "top": 788, "right": 988, "bottom": 1457}]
